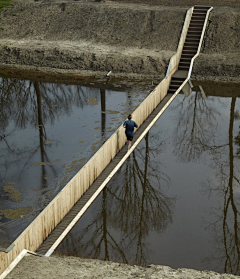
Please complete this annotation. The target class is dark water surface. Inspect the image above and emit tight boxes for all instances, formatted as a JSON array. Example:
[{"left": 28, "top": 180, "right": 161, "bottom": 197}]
[
  {"left": 55, "top": 81, "right": 240, "bottom": 275},
  {"left": 0, "top": 76, "right": 149, "bottom": 248}
]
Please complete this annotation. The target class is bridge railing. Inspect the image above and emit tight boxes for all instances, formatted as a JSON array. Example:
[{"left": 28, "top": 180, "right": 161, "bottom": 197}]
[{"left": 0, "top": 6, "right": 194, "bottom": 276}]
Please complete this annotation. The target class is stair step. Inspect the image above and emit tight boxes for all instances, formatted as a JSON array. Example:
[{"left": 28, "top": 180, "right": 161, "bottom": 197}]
[
  {"left": 183, "top": 46, "right": 198, "bottom": 51},
  {"left": 184, "top": 43, "right": 199, "bottom": 48},
  {"left": 191, "top": 17, "right": 205, "bottom": 21},
  {"left": 186, "top": 35, "right": 201, "bottom": 40},
  {"left": 185, "top": 38, "right": 200, "bottom": 42},
  {"left": 189, "top": 23, "right": 204, "bottom": 27},
  {"left": 191, "top": 15, "right": 206, "bottom": 17},
  {"left": 181, "top": 54, "right": 196, "bottom": 58},
  {"left": 194, "top": 10, "right": 209, "bottom": 13},
  {"left": 182, "top": 50, "right": 196, "bottom": 55},
  {"left": 190, "top": 20, "right": 205, "bottom": 25},
  {"left": 188, "top": 27, "right": 203, "bottom": 32},
  {"left": 187, "top": 31, "right": 202, "bottom": 36},
  {"left": 187, "top": 28, "right": 203, "bottom": 32},
  {"left": 192, "top": 13, "right": 206, "bottom": 17},
  {"left": 181, "top": 54, "right": 193, "bottom": 58},
  {"left": 171, "top": 81, "right": 183, "bottom": 85},
  {"left": 188, "top": 27, "right": 203, "bottom": 31},
  {"left": 192, "top": 15, "right": 206, "bottom": 18},
  {"left": 180, "top": 57, "right": 192, "bottom": 61},
  {"left": 171, "top": 77, "right": 186, "bottom": 81},
  {"left": 191, "top": 18, "right": 205, "bottom": 21},
  {"left": 189, "top": 21, "right": 204, "bottom": 26},
  {"left": 193, "top": 10, "right": 207, "bottom": 12},
  {"left": 182, "top": 47, "right": 197, "bottom": 51},
  {"left": 169, "top": 82, "right": 180, "bottom": 87},
  {"left": 180, "top": 60, "right": 192, "bottom": 65},
  {"left": 189, "top": 25, "right": 203, "bottom": 28},
  {"left": 193, "top": 10, "right": 209, "bottom": 13},
  {"left": 185, "top": 37, "right": 200, "bottom": 41},
  {"left": 184, "top": 41, "right": 199, "bottom": 46},
  {"left": 179, "top": 61, "right": 191, "bottom": 66},
  {"left": 183, "top": 43, "right": 199, "bottom": 47}
]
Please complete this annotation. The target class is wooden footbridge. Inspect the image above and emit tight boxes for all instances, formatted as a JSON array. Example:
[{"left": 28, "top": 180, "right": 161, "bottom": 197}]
[{"left": 0, "top": 5, "right": 213, "bottom": 277}]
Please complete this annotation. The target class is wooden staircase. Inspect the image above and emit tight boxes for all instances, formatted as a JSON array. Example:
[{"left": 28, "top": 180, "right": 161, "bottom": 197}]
[{"left": 167, "top": 6, "right": 212, "bottom": 94}]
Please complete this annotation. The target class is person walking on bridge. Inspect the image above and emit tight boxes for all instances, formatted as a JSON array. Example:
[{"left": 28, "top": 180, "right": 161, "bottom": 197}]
[{"left": 123, "top": 114, "right": 138, "bottom": 151}]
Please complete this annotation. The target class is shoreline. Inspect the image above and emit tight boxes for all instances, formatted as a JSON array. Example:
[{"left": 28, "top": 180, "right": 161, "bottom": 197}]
[{"left": 5, "top": 253, "right": 240, "bottom": 279}]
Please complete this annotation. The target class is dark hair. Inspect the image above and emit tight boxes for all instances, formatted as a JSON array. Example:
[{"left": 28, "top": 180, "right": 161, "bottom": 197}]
[{"left": 128, "top": 114, "right": 132, "bottom": 120}]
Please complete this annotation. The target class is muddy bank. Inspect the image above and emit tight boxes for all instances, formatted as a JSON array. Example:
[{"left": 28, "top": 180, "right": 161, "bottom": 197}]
[
  {"left": 0, "top": 39, "right": 173, "bottom": 79},
  {"left": 0, "top": 0, "right": 239, "bottom": 81},
  {"left": 5, "top": 254, "right": 240, "bottom": 279},
  {"left": 0, "top": 0, "right": 183, "bottom": 79}
]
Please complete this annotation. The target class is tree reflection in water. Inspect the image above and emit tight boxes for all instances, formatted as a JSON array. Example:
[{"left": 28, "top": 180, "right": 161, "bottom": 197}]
[
  {"left": 204, "top": 97, "right": 240, "bottom": 275},
  {"left": 56, "top": 132, "right": 175, "bottom": 266},
  {"left": 0, "top": 78, "right": 96, "bottom": 189},
  {"left": 172, "top": 87, "right": 240, "bottom": 275},
  {"left": 0, "top": 77, "right": 99, "bottom": 246},
  {"left": 172, "top": 90, "right": 223, "bottom": 163}
]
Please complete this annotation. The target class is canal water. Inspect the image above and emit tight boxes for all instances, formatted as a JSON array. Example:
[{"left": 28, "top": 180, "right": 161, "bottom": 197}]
[
  {"left": 0, "top": 75, "right": 150, "bottom": 248},
  {"left": 54, "top": 81, "right": 240, "bottom": 276}
]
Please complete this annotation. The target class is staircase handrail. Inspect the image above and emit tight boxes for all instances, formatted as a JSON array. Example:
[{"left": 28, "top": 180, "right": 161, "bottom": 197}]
[{"left": 187, "top": 6, "right": 213, "bottom": 79}]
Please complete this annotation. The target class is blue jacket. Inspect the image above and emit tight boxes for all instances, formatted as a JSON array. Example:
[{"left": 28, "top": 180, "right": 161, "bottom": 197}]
[{"left": 123, "top": 120, "right": 138, "bottom": 136}]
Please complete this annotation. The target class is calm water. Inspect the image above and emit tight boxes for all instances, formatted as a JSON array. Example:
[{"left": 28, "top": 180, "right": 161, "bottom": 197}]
[
  {"left": 0, "top": 76, "right": 149, "bottom": 248},
  {"left": 55, "top": 81, "right": 240, "bottom": 275}
]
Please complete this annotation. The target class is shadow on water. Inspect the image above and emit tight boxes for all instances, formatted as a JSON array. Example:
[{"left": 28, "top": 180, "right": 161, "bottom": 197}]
[
  {"left": 0, "top": 75, "right": 149, "bottom": 248},
  {"left": 55, "top": 80, "right": 240, "bottom": 275}
]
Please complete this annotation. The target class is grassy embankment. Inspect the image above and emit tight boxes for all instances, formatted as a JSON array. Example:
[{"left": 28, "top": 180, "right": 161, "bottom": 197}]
[{"left": 0, "top": 0, "right": 11, "bottom": 11}]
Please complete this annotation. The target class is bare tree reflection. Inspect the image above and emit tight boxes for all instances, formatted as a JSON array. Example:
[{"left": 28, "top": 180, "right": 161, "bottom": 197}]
[
  {"left": 172, "top": 88, "right": 240, "bottom": 275},
  {"left": 202, "top": 97, "right": 240, "bottom": 275},
  {"left": 0, "top": 77, "right": 99, "bottom": 244},
  {"left": 0, "top": 77, "right": 97, "bottom": 184},
  {"left": 56, "top": 132, "right": 175, "bottom": 266},
  {"left": 172, "top": 91, "right": 224, "bottom": 162}
]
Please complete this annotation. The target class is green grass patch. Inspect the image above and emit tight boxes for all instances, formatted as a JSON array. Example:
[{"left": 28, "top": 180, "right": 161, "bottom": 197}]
[{"left": 0, "top": 0, "right": 12, "bottom": 12}]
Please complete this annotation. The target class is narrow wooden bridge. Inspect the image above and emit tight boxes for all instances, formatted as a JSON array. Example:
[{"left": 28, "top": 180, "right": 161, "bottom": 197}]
[
  {"left": 0, "top": 5, "right": 213, "bottom": 278},
  {"left": 37, "top": 5, "right": 213, "bottom": 257}
]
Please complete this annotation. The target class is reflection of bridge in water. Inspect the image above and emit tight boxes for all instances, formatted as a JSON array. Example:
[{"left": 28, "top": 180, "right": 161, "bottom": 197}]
[{"left": 0, "top": 5, "right": 214, "bottom": 277}]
